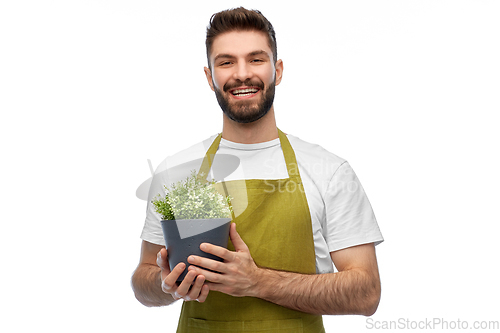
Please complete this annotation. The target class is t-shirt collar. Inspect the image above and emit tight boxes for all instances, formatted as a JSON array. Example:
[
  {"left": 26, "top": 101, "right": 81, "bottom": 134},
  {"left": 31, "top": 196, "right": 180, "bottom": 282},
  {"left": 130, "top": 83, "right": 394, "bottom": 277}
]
[{"left": 220, "top": 137, "right": 281, "bottom": 151}]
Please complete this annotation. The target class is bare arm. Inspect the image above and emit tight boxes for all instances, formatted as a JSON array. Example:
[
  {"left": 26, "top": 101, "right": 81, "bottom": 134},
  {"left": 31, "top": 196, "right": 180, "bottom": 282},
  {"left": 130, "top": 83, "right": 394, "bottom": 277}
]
[
  {"left": 131, "top": 240, "right": 210, "bottom": 307},
  {"left": 131, "top": 241, "right": 176, "bottom": 307},
  {"left": 187, "top": 224, "right": 381, "bottom": 316},
  {"left": 254, "top": 243, "right": 381, "bottom": 316}
]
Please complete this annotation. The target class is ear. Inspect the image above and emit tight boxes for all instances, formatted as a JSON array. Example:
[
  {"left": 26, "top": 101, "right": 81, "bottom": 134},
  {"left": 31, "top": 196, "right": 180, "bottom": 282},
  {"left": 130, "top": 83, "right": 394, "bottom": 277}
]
[
  {"left": 274, "top": 59, "right": 283, "bottom": 86},
  {"left": 204, "top": 66, "right": 215, "bottom": 92}
]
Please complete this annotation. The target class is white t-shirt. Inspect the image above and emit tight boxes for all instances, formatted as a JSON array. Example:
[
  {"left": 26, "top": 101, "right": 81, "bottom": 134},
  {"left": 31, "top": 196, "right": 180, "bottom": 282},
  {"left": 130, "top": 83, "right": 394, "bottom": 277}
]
[{"left": 141, "top": 133, "right": 383, "bottom": 274}]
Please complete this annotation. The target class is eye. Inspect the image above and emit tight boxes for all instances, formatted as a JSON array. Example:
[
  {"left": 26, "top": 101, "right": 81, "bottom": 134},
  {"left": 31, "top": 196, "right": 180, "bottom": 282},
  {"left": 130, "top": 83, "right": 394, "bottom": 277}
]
[
  {"left": 251, "top": 59, "right": 264, "bottom": 63},
  {"left": 218, "top": 61, "right": 232, "bottom": 67}
]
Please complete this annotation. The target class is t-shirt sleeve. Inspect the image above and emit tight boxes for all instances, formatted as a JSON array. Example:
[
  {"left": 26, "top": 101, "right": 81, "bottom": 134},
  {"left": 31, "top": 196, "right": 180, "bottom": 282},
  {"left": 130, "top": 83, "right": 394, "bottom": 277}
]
[
  {"left": 324, "top": 161, "right": 383, "bottom": 252},
  {"left": 139, "top": 135, "right": 218, "bottom": 245},
  {"left": 140, "top": 159, "right": 168, "bottom": 246}
]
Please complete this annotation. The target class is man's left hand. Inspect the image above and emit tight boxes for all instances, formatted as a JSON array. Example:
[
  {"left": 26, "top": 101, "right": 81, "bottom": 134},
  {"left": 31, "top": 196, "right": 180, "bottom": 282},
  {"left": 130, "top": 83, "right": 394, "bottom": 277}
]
[{"left": 187, "top": 223, "right": 260, "bottom": 297}]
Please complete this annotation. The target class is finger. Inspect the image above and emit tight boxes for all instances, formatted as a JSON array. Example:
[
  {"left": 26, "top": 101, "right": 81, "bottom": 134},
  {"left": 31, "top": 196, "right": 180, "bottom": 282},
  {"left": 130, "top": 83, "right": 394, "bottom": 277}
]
[
  {"left": 175, "top": 270, "right": 198, "bottom": 300},
  {"left": 188, "top": 265, "right": 224, "bottom": 283},
  {"left": 199, "top": 243, "right": 233, "bottom": 262},
  {"left": 204, "top": 281, "right": 226, "bottom": 294},
  {"left": 157, "top": 249, "right": 172, "bottom": 282},
  {"left": 188, "top": 255, "right": 226, "bottom": 273},
  {"left": 161, "top": 262, "right": 185, "bottom": 294},
  {"left": 229, "top": 223, "right": 249, "bottom": 252},
  {"left": 187, "top": 274, "right": 206, "bottom": 301},
  {"left": 197, "top": 284, "right": 210, "bottom": 303},
  {"left": 157, "top": 248, "right": 169, "bottom": 270},
  {"left": 204, "top": 281, "right": 237, "bottom": 297}
]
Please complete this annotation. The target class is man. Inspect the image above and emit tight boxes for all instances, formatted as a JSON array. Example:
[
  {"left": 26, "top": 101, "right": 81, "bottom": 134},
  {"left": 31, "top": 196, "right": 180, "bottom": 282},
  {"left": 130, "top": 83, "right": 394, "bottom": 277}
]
[{"left": 132, "top": 7, "right": 383, "bottom": 332}]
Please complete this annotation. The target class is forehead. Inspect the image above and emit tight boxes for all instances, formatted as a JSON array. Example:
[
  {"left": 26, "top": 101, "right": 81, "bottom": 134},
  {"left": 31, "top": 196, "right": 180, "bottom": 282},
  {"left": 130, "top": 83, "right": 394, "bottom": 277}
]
[{"left": 209, "top": 30, "right": 272, "bottom": 60}]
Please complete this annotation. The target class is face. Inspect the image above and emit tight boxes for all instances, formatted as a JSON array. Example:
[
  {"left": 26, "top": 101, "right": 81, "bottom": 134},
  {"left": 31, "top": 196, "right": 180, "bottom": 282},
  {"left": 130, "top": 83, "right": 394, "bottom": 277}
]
[{"left": 205, "top": 30, "right": 283, "bottom": 123}]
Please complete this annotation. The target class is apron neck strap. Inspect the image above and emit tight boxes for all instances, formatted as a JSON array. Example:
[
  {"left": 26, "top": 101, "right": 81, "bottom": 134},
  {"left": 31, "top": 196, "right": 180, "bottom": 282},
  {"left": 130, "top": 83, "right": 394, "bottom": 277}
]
[
  {"left": 277, "top": 128, "right": 300, "bottom": 178},
  {"left": 197, "top": 133, "right": 222, "bottom": 181},
  {"left": 197, "top": 128, "right": 301, "bottom": 181}
]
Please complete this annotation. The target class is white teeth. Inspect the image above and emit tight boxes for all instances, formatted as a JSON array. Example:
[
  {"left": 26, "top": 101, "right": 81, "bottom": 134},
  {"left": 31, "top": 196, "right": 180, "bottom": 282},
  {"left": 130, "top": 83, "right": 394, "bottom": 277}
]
[{"left": 232, "top": 88, "right": 259, "bottom": 95}]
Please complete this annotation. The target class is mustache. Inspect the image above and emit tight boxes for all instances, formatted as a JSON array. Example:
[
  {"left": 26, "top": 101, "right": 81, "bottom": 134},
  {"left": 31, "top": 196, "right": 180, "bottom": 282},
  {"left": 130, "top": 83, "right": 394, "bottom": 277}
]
[{"left": 223, "top": 79, "right": 265, "bottom": 92}]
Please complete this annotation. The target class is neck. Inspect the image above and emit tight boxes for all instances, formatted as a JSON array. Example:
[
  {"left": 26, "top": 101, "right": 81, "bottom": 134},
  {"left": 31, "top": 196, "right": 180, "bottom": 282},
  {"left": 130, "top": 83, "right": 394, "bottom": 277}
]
[{"left": 221, "top": 106, "right": 279, "bottom": 144}]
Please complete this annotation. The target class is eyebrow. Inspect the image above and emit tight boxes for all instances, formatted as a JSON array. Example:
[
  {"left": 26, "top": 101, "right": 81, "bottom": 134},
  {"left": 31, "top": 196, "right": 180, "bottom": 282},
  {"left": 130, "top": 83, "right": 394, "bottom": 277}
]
[
  {"left": 248, "top": 50, "right": 269, "bottom": 58},
  {"left": 214, "top": 50, "right": 270, "bottom": 62}
]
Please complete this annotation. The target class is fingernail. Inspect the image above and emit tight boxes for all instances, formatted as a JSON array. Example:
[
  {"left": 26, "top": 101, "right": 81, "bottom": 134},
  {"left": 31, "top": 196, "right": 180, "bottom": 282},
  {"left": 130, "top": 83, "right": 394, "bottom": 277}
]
[{"left": 200, "top": 244, "right": 207, "bottom": 251}]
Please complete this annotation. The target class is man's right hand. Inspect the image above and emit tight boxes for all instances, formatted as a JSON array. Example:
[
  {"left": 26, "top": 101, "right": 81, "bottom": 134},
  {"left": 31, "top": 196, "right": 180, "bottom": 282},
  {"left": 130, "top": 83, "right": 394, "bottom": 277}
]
[{"left": 156, "top": 248, "right": 209, "bottom": 303}]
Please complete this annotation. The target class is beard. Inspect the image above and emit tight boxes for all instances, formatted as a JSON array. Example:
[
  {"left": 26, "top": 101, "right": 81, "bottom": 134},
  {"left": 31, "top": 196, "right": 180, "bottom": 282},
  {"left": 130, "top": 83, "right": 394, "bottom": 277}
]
[{"left": 214, "top": 78, "right": 276, "bottom": 124}]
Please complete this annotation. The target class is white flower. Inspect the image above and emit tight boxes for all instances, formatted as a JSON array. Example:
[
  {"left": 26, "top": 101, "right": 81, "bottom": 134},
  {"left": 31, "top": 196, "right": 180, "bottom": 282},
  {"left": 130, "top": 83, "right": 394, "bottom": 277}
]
[{"left": 152, "top": 170, "right": 232, "bottom": 220}]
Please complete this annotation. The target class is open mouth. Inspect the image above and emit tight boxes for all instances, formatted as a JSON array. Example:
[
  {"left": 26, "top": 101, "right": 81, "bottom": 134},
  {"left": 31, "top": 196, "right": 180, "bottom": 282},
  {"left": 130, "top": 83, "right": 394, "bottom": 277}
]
[{"left": 230, "top": 87, "right": 260, "bottom": 98}]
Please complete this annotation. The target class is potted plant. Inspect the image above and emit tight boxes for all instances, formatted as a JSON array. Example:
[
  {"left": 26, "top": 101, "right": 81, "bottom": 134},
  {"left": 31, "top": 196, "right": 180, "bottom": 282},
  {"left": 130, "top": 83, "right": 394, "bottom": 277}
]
[{"left": 151, "top": 170, "right": 233, "bottom": 282}]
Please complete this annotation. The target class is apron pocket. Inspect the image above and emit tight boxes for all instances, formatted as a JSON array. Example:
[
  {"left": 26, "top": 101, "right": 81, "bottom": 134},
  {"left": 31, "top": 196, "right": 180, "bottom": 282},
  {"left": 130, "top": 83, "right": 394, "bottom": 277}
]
[{"left": 187, "top": 317, "right": 304, "bottom": 332}]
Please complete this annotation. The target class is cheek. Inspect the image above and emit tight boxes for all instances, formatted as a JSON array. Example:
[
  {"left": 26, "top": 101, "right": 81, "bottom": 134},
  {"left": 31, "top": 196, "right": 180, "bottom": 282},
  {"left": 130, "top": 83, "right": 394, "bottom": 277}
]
[
  {"left": 212, "top": 72, "right": 228, "bottom": 90},
  {"left": 259, "top": 68, "right": 276, "bottom": 85}
]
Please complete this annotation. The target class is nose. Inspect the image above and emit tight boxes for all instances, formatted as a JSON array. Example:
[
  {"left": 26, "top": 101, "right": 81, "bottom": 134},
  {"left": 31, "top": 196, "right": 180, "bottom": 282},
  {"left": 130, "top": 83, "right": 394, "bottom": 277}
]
[{"left": 232, "top": 61, "right": 253, "bottom": 82}]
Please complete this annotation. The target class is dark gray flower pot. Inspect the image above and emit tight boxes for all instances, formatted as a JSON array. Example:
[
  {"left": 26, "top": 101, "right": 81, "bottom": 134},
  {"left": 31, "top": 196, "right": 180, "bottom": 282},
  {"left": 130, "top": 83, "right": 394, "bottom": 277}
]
[{"left": 161, "top": 218, "right": 231, "bottom": 282}]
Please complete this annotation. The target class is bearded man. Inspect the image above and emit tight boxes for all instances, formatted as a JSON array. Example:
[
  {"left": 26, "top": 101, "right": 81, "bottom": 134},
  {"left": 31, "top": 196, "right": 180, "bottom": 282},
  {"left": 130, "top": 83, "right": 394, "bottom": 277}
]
[{"left": 132, "top": 7, "right": 383, "bottom": 333}]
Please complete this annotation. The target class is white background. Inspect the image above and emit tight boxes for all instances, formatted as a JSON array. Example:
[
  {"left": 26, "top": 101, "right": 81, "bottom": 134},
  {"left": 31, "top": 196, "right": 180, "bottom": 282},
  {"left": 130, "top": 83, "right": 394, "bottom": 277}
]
[{"left": 1, "top": 0, "right": 499, "bottom": 332}]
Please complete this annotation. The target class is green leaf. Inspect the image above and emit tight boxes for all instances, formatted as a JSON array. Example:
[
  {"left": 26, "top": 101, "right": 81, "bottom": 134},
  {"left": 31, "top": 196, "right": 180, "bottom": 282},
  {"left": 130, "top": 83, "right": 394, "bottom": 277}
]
[{"left": 150, "top": 170, "right": 232, "bottom": 220}]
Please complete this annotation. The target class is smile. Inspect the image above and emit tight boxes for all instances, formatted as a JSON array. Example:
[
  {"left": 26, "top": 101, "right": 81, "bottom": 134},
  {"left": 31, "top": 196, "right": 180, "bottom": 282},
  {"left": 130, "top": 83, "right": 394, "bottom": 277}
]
[{"left": 230, "top": 87, "right": 260, "bottom": 98}]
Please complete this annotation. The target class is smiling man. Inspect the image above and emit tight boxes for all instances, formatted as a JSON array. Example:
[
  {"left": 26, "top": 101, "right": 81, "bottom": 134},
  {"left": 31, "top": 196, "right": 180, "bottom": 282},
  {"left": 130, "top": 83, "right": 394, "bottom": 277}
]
[
  {"left": 207, "top": 30, "right": 280, "bottom": 125},
  {"left": 132, "top": 7, "right": 383, "bottom": 333}
]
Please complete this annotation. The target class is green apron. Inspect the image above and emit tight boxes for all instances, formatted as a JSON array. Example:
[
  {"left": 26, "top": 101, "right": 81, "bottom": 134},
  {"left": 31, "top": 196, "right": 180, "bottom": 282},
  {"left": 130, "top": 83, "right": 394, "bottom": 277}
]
[{"left": 176, "top": 129, "right": 325, "bottom": 333}]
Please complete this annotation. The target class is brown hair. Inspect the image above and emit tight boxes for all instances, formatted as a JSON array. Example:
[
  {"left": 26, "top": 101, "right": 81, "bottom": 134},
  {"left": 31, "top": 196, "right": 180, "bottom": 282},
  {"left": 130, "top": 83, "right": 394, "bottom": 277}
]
[{"left": 206, "top": 7, "right": 277, "bottom": 68}]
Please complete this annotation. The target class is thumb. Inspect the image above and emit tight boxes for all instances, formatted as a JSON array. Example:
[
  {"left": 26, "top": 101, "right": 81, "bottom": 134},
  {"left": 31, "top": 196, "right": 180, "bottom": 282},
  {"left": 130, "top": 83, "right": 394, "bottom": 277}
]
[
  {"left": 229, "top": 223, "right": 249, "bottom": 252},
  {"left": 157, "top": 248, "right": 170, "bottom": 271}
]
